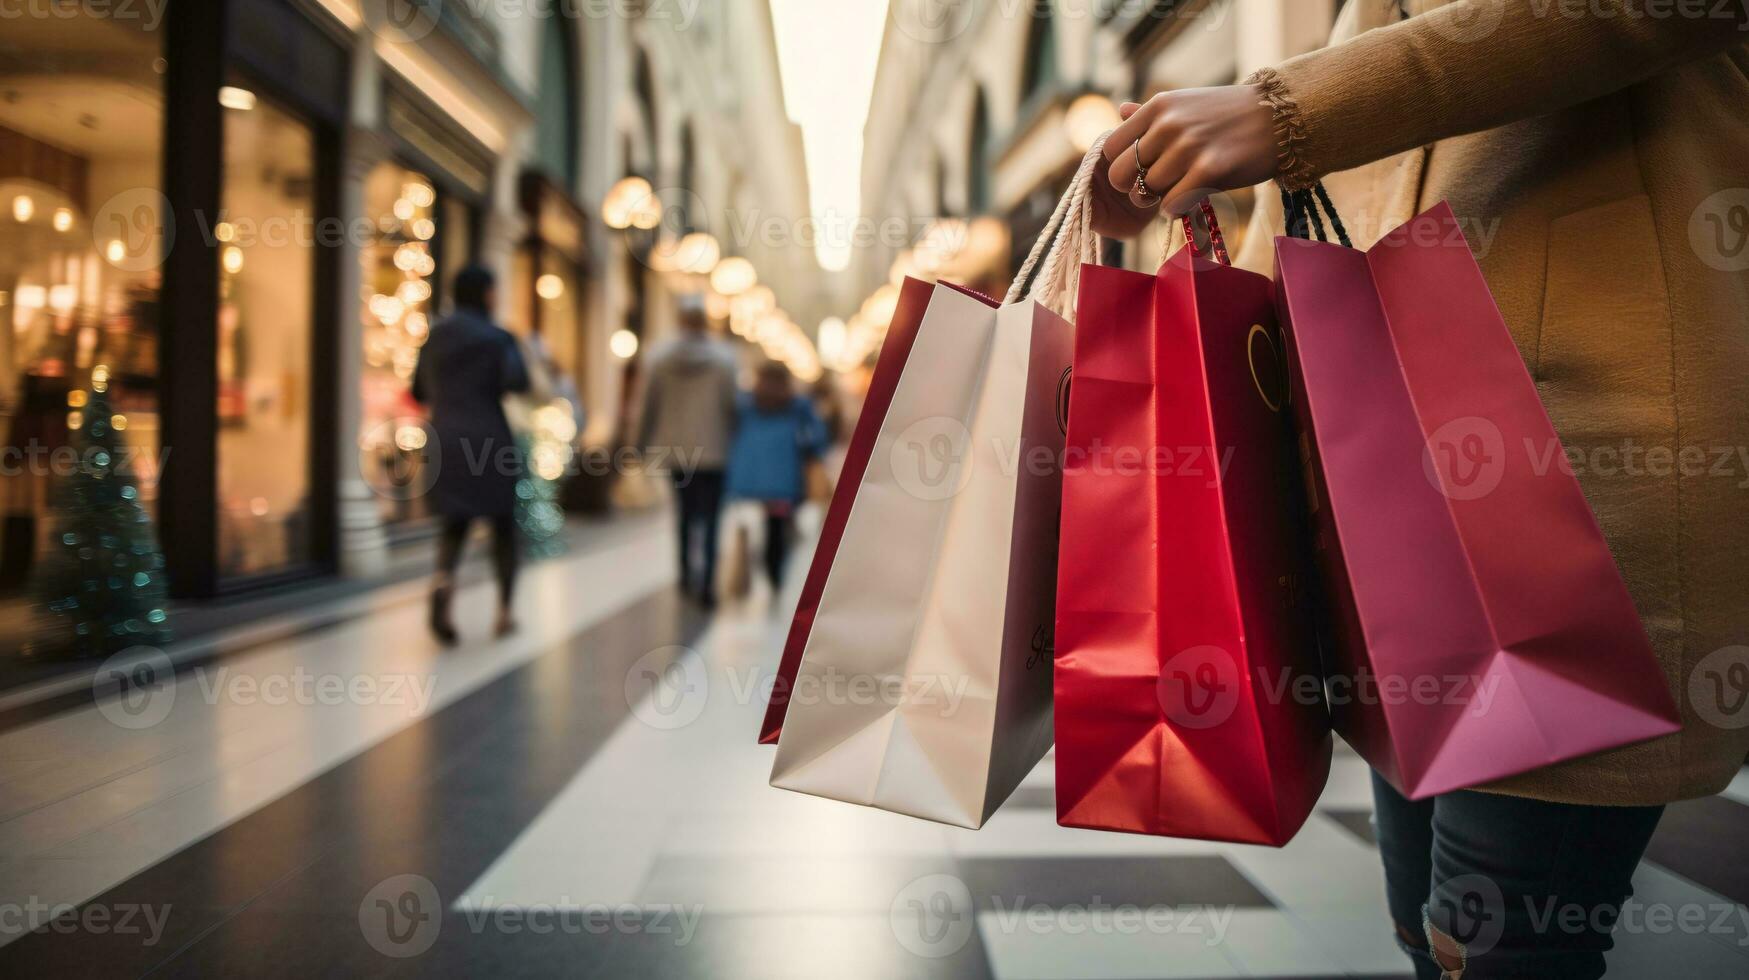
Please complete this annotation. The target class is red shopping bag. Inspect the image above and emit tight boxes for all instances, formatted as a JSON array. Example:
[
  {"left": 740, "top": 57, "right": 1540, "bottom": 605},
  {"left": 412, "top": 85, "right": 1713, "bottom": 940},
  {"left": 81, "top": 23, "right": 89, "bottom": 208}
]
[
  {"left": 759, "top": 277, "right": 996, "bottom": 744},
  {"left": 1054, "top": 208, "right": 1331, "bottom": 845},
  {"left": 1273, "top": 191, "right": 1682, "bottom": 799}
]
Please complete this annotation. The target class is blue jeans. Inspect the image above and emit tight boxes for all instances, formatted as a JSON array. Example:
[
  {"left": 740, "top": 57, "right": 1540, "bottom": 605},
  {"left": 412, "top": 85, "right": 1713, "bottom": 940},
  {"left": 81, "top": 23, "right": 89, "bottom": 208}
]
[{"left": 1371, "top": 773, "right": 1664, "bottom": 979}]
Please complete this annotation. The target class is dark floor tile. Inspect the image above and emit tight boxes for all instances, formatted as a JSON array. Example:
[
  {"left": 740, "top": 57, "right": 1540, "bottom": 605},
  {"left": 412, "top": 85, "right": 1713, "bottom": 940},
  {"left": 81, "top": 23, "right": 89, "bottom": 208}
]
[
  {"left": 957, "top": 855, "right": 1272, "bottom": 912},
  {"left": 1000, "top": 785, "right": 1058, "bottom": 810},
  {"left": 1323, "top": 808, "right": 1378, "bottom": 846},
  {"left": 0, "top": 588, "right": 708, "bottom": 978},
  {"left": 1643, "top": 793, "right": 1749, "bottom": 906}
]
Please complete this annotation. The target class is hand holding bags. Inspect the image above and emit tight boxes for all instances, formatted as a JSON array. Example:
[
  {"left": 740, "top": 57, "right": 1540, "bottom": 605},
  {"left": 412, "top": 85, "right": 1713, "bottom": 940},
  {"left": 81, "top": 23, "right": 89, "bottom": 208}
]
[
  {"left": 1273, "top": 188, "right": 1681, "bottom": 799},
  {"left": 1053, "top": 204, "right": 1331, "bottom": 846},
  {"left": 765, "top": 140, "right": 1108, "bottom": 828}
]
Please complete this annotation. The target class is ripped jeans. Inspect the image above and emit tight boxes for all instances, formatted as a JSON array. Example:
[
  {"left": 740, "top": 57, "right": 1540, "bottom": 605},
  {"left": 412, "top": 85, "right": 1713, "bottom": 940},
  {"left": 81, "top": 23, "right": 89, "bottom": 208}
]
[{"left": 1371, "top": 773, "right": 1664, "bottom": 979}]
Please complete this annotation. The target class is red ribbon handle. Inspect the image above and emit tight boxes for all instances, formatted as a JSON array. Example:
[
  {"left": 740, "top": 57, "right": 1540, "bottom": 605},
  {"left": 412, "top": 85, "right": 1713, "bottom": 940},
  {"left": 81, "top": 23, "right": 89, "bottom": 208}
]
[{"left": 1178, "top": 200, "right": 1231, "bottom": 266}]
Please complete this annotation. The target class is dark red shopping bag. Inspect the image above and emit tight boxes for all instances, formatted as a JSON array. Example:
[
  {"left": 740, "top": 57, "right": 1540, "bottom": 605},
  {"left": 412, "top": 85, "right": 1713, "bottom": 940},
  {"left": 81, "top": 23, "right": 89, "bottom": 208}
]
[
  {"left": 1274, "top": 191, "right": 1681, "bottom": 798},
  {"left": 1054, "top": 208, "right": 1331, "bottom": 845},
  {"left": 759, "top": 278, "right": 996, "bottom": 744}
]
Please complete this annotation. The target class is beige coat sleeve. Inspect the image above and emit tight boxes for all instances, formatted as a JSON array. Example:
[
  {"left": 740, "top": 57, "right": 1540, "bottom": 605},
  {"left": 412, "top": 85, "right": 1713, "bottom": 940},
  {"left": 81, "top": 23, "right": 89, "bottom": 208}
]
[{"left": 1252, "top": 0, "right": 1749, "bottom": 190}]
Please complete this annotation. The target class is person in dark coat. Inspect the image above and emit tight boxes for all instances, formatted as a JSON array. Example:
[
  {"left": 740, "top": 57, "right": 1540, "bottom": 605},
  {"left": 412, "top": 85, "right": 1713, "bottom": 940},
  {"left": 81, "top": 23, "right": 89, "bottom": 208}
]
[{"left": 411, "top": 265, "right": 529, "bottom": 644}]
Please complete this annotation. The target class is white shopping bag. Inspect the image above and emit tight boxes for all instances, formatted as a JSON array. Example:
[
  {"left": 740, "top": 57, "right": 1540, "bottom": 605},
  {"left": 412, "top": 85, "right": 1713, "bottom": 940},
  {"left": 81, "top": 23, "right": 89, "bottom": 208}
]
[{"left": 768, "top": 138, "right": 1107, "bottom": 829}]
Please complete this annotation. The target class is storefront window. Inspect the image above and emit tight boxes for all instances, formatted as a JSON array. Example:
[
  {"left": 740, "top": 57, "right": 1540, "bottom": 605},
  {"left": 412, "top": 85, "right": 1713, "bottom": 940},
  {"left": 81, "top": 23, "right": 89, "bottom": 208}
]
[
  {"left": 215, "top": 86, "right": 315, "bottom": 579},
  {"left": 359, "top": 161, "right": 441, "bottom": 528},
  {"left": 538, "top": 252, "right": 583, "bottom": 388},
  {"left": 0, "top": 15, "right": 164, "bottom": 592}
]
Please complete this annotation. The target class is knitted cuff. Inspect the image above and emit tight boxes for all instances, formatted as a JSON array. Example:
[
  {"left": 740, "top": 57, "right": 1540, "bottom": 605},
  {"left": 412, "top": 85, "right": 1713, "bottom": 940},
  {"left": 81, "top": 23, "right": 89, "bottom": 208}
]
[{"left": 1247, "top": 67, "right": 1318, "bottom": 192}]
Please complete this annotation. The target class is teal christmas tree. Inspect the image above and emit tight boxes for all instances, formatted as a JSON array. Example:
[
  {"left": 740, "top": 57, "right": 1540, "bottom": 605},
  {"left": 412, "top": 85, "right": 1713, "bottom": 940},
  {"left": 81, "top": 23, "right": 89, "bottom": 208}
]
[
  {"left": 38, "top": 367, "right": 171, "bottom": 656},
  {"left": 514, "top": 432, "right": 567, "bottom": 561}
]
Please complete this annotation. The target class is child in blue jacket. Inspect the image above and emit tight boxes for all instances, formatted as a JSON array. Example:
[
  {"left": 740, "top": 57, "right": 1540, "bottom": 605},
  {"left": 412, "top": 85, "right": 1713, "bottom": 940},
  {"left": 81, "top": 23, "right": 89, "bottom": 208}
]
[{"left": 726, "top": 360, "right": 827, "bottom": 590}]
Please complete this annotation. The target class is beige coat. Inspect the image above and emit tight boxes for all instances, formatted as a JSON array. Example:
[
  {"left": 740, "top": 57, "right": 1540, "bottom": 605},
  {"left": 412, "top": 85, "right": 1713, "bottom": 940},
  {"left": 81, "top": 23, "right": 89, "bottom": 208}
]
[{"left": 1234, "top": 0, "right": 1749, "bottom": 806}]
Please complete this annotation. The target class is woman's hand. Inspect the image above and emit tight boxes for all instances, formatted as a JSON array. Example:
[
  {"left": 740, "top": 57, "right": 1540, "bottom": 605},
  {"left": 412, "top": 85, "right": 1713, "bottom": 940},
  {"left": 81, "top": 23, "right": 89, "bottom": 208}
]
[{"left": 1089, "top": 84, "right": 1281, "bottom": 238}]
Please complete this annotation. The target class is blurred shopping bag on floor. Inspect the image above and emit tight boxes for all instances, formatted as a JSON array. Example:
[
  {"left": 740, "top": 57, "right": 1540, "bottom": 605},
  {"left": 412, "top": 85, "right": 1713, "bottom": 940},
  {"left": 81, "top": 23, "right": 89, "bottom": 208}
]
[
  {"left": 1053, "top": 204, "right": 1331, "bottom": 847},
  {"left": 719, "top": 504, "right": 757, "bottom": 601},
  {"left": 1273, "top": 189, "right": 1681, "bottom": 800},
  {"left": 765, "top": 142, "right": 1108, "bottom": 828}
]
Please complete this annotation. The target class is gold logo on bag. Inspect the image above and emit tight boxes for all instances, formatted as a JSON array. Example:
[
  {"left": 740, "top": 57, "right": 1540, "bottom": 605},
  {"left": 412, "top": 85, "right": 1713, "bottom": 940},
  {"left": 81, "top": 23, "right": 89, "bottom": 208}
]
[{"left": 1247, "top": 324, "right": 1285, "bottom": 413}]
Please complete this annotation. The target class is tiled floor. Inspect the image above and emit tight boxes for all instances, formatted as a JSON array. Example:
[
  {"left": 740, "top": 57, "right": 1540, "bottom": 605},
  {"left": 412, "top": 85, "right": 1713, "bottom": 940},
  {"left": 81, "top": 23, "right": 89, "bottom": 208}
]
[{"left": 0, "top": 515, "right": 1744, "bottom": 977}]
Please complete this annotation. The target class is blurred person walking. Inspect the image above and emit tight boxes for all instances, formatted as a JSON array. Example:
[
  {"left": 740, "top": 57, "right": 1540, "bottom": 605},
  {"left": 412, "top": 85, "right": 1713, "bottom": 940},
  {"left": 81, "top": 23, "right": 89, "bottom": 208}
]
[
  {"left": 1087, "top": 3, "right": 1749, "bottom": 978},
  {"left": 727, "top": 360, "right": 827, "bottom": 595},
  {"left": 639, "top": 294, "right": 738, "bottom": 607},
  {"left": 412, "top": 265, "right": 529, "bottom": 644}
]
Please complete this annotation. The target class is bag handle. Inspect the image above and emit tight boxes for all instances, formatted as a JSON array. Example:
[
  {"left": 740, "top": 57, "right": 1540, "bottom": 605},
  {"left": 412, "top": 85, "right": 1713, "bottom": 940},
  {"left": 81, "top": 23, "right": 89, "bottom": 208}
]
[
  {"left": 1004, "top": 131, "right": 1112, "bottom": 318},
  {"left": 1160, "top": 199, "right": 1232, "bottom": 267},
  {"left": 1281, "top": 183, "right": 1353, "bottom": 247}
]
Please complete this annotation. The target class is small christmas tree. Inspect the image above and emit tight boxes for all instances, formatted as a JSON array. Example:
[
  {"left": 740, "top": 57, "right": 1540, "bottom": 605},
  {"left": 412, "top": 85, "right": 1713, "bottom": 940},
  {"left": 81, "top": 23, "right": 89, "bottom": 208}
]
[
  {"left": 38, "top": 367, "right": 171, "bottom": 656},
  {"left": 514, "top": 431, "right": 567, "bottom": 561}
]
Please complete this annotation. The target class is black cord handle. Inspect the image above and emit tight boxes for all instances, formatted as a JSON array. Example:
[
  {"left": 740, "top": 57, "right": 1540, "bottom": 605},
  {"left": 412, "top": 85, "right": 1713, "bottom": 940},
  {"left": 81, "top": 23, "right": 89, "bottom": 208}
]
[{"left": 1281, "top": 183, "right": 1353, "bottom": 248}]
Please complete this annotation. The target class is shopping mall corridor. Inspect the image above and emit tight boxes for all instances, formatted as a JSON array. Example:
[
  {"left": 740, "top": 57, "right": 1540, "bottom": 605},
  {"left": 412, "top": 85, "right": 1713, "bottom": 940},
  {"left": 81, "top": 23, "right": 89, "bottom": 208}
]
[{"left": 0, "top": 514, "right": 1745, "bottom": 978}]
